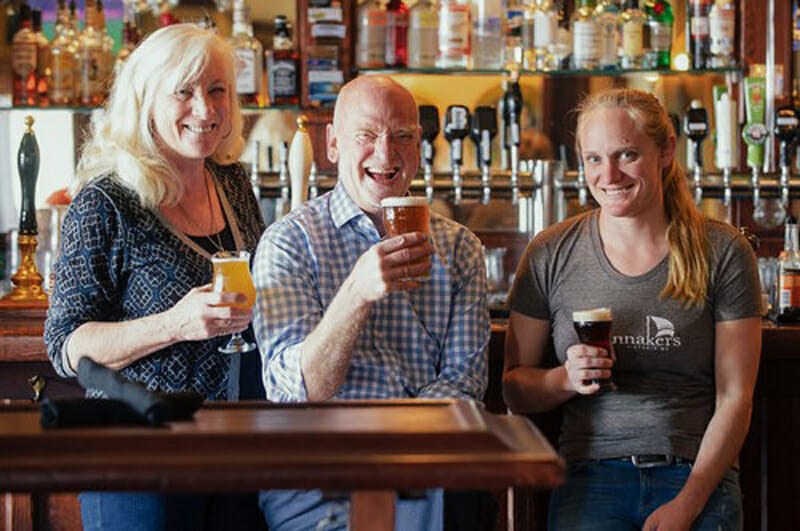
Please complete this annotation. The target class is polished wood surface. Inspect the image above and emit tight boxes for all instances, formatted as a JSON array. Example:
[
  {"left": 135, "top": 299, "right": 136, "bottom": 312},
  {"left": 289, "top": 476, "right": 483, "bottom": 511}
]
[{"left": 0, "top": 400, "right": 563, "bottom": 494}]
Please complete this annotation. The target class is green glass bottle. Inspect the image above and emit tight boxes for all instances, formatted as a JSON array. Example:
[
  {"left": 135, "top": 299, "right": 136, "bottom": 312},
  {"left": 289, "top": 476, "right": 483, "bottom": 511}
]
[{"left": 644, "top": 0, "right": 673, "bottom": 69}]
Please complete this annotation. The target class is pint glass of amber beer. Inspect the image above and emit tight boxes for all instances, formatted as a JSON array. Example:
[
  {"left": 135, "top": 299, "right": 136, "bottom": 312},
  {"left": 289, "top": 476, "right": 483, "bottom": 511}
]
[
  {"left": 572, "top": 307, "right": 616, "bottom": 391},
  {"left": 381, "top": 196, "right": 430, "bottom": 281}
]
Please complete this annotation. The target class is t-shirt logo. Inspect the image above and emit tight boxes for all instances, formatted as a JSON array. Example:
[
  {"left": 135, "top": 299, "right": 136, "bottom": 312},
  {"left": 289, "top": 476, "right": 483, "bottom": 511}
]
[{"left": 613, "top": 315, "right": 682, "bottom": 351}]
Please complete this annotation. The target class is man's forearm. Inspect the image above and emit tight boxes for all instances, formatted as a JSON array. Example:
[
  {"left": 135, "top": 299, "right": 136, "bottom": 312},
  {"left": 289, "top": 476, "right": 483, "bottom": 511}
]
[{"left": 301, "top": 276, "right": 373, "bottom": 400}]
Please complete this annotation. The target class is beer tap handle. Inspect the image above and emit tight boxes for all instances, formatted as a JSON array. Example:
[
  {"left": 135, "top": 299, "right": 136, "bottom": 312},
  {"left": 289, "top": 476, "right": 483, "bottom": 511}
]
[
  {"left": 498, "top": 79, "right": 509, "bottom": 171},
  {"left": 775, "top": 106, "right": 799, "bottom": 208},
  {"left": 471, "top": 106, "right": 498, "bottom": 205},
  {"left": 577, "top": 158, "right": 587, "bottom": 207},
  {"left": 713, "top": 89, "right": 738, "bottom": 208},
  {"left": 444, "top": 105, "right": 471, "bottom": 206},
  {"left": 684, "top": 100, "right": 709, "bottom": 205},
  {"left": 419, "top": 105, "right": 440, "bottom": 204},
  {"left": 504, "top": 73, "right": 523, "bottom": 205},
  {"left": 742, "top": 76, "right": 768, "bottom": 208},
  {"left": 289, "top": 116, "right": 313, "bottom": 212}
]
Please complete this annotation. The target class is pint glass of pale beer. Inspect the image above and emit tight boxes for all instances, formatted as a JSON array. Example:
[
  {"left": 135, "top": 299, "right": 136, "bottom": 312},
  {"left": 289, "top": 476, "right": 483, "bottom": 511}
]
[
  {"left": 211, "top": 251, "right": 256, "bottom": 354},
  {"left": 572, "top": 307, "right": 616, "bottom": 392},
  {"left": 380, "top": 196, "right": 431, "bottom": 281}
]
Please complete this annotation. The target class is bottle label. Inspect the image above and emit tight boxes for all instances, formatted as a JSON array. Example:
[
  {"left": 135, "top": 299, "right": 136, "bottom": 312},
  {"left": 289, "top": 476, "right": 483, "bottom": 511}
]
[
  {"left": 439, "top": 5, "right": 470, "bottom": 56},
  {"left": 359, "top": 8, "right": 387, "bottom": 65},
  {"left": 622, "top": 21, "right": 644, "bottom": 56},
  {"left": 573, "top": 21, "right": 601, "bottom": 61},
  {"left": 533, "top": 12, "right": 556, "bottom": 48},
  {"left": 710, "top": 9, "right": 735, "bottom": 55},
  {"left": 779, "top": 269, "right": 800, "bottom": 311},
  {"left": 234, "top": 48, "right": 259, "bottom": 94},
  {"left": 413, "top": 10, "right": 438, "bottom": 28},
  {"left": 51, "top": 52, "right": 75, "bottom": 101},
  {"left": 12, "top": 41, "right": 36, "bottom": 76},
  {"left": 270, "top": 59, "right": 297, "bottom": 98},
  {"left": 649, "top": 21, "right": 671, "bottom": 52},
  {"left": 691, "top": 16, "right": 709, "bottom": 37}
]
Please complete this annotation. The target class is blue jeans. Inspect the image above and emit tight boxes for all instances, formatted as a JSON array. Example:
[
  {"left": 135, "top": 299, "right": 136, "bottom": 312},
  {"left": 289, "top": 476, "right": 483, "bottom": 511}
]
[
  {"left": 549, "top": 460, "right": 742, "bottom": 531},
  {"left": 79, "top": 492, "right": 266, "bottom": 531},
  {"left": 259, "top": 488, "right": 444, "bottom": 531}
]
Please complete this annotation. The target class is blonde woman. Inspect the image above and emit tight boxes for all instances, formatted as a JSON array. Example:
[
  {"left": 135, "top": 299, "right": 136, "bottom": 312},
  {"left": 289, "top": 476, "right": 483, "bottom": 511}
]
[
  {"left": 503, "top": 89, "right": 761, "bottom": 530},
  {"left": 44, "top": 24, "right": 265, "bottom": 530}
]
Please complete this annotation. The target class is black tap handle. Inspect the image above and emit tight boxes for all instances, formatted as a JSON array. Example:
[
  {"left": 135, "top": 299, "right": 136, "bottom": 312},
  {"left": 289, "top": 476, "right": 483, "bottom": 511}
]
[
  {"left": 471, "top": 106, "right": 498, "bottom": 166},
  {"left": 503, "top": 82, "right": 523, "bottom": 145},
  {"left": 419, "top": 105, "right": 440, "bottom": 142},
  {"left": 17, "top": 116, "right": 40, "bottom": 235},
  {"left": 775, "top": 106, "right": 799, "bottom": 168}
]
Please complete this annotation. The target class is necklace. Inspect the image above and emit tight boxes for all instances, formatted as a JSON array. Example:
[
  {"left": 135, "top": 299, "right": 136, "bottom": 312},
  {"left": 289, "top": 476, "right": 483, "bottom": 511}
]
[{"left": 177, "top": 170, "right": 227, "bottom": 255}]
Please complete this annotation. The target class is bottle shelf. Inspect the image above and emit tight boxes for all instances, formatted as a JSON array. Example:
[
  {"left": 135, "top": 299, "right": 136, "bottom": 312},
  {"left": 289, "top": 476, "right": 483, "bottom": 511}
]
[
  {"left": 1, "top": 105, "right": 303, "bottom": 112},
  {"left": 356, "top": 66, "right": 742, "bottom": 78}
]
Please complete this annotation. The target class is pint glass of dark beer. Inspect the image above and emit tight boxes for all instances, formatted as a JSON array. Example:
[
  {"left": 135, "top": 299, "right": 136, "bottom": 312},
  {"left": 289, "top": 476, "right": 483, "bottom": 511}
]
[
  {"left": 381, "top": 196, "right": 431, "bottom": 281},
  {"left": 572, "top": 307, "right": 616, "bottom": 391}
]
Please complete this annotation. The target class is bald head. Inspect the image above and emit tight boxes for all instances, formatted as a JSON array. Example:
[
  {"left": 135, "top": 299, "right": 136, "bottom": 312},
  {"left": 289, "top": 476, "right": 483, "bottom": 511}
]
[{"left": 333, "top": 76, "right": 419, "bottom": 134}]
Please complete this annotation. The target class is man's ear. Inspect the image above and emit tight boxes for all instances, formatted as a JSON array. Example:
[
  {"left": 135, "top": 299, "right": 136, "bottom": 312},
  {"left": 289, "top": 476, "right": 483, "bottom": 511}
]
[{"left": 326, "top": 123, "right": 338, "bottom": 164}]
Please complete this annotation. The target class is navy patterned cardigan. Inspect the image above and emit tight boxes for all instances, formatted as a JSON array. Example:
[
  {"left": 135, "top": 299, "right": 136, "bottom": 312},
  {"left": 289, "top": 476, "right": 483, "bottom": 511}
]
[{"left": 44, "top": 161, "right": 265, "bottom": 400}]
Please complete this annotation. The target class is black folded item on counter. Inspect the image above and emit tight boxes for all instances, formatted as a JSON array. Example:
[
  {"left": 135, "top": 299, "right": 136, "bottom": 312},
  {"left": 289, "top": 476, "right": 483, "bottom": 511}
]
[
  {"left": 40, "top": 397, "right": 151, "bottom": 428},
  {"left": 37, "top": 357, "right": 206, "bottom": 428}
]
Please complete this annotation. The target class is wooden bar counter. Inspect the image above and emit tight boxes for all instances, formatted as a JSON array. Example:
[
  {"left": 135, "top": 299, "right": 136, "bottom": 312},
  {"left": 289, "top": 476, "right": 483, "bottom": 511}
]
[{"left": 1, "top": 307, "right": 799, "bottom": 530}]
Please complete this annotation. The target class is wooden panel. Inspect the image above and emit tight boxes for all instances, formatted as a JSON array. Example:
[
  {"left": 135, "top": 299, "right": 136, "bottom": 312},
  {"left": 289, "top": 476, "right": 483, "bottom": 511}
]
[{"left": 1, "top": 493, "right": 32, "bottom": 531}]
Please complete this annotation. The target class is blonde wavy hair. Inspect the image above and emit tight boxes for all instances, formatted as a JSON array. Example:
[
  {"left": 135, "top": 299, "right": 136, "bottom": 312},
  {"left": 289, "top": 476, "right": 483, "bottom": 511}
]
[
  {"left": 575, "top": 88, "right": 710, "bottom": 307},
  {"left": 75, "top": 23, "right": 245, "bottom": 209}
]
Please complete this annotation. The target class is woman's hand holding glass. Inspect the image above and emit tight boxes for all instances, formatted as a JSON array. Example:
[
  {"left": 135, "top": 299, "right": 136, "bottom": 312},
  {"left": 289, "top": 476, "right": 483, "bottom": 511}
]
[{"left": 211, "top": 251, "right": 257, "bottom": 353}]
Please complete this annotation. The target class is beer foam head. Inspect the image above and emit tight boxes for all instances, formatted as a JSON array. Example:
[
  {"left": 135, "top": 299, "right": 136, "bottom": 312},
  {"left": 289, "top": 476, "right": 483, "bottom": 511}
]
[
  {"left": 572, "top": 307, "right": 613, "bottom": 322},
  {"left": 380, "top": 196, "right": 429, "bottom": 208}
]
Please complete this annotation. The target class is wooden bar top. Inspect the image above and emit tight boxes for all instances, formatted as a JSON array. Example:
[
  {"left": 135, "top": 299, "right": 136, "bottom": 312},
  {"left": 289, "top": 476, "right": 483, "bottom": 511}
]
[
  {"left": 0, "top": 400, "right": 564, "bottom": 493},
  {"left": 2, "top": 307, "right": 800, "bottom": 362}
]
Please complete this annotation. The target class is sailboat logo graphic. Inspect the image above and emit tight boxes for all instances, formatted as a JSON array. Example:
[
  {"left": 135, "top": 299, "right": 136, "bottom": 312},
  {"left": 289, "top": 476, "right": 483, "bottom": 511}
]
[{"left": 647, "top": 315, "right": 675, "bottom": 339}]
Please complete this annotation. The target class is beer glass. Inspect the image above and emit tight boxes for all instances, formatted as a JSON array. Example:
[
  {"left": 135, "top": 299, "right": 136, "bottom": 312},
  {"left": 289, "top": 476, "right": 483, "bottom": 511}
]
[
  {"left": 381, "top": 196, "right": 431, "bottom": 281},
  {"left": 572, "top": 307, "right": 616, "bottom": 391},
  {"left": 211, "top": 251, "right": 257, "bottom": 354}
]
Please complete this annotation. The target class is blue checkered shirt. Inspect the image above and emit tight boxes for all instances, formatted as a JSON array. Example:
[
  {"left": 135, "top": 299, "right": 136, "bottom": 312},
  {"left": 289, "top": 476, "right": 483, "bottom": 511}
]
[{"left": 252, "top": 183, "right": 490, "bottom": 402}]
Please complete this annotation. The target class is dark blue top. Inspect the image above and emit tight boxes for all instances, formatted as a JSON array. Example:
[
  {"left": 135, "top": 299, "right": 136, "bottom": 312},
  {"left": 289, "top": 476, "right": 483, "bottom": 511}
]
[{"left": 44, "top": 161, "right": 265, "bottom": 400}]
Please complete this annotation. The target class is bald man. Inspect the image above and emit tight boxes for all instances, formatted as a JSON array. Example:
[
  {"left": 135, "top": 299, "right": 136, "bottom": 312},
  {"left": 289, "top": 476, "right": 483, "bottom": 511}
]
[{"left": 252, "top": 76, "right": 490, "bottom": 530}]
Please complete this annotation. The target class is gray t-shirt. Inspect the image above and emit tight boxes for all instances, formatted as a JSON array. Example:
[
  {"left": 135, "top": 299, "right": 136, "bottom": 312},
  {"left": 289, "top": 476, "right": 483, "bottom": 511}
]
[{"left": 509, "top": 209, "right": 761, "bottom": 462}]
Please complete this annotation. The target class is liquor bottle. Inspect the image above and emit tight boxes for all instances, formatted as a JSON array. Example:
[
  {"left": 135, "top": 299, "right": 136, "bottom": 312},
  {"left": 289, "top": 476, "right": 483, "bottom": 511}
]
[
  {"left": 644, "top": 0, "right": 673, "bottom": 69},
  {"left": 776, "top": 217, "right": 800, "bottom": 322},
  {"left": 794, "top": 0, "right": 800, "bottom": 106},
  {"left": 113, "top": 20, "right": 138, "bottom": 81},
  {"left": 356, "top": 0, "right": 387, "bottom": 68},
  {"left": 408, "top": 0, "right": 439, "bottom": 68},
  {"left": 96, "top": 0, "right": 115, "bottom": 101},
  {"left": 708, "top": 0, "right": 735, "bottom": 68},
  {"left": 386, "top": 0, "right": 409, "bottom": 68},
  {"left": 32, "top": 9, "right": 51, "bottom": 106},
  {"left": 267, "top": 15, "right": 299, "bottom": 106},
  {"left": 595, "top": 0, "right": 621, "bottom": 70},
  {"left": 471, "top": 0, "right": 503, "bottom": 70},
  {"left": 689, "top": 0, "right": 710, "bottom": 69},
  {"left": 51, "top": 0, "right": 76, "bottom": 105},
  {"left": 503, "top": 0, "right": 525, "bottom": 69},
  {"left": 438, "top": 0, "right": 471, "bottom": 69},
  {"left": 522, "top": 0, "right": 559, "bottom": 70},
  {"left": 230, "top": 0, "right": 263, "bottom": 106},
  {"left": 68, "top": 0, "right": 81, "bottom": 103},
  {"left": 12, "top": 3, "right": 37, "bottom": 107},
  {"left": 571, "top": 0, "right": 600, "bottom": 71},
  {"left": 619, "top": 0, "right": 647, "bottom": 68},
  {"left": 78, "top": 0, "right": 105, "bottom": 106}
]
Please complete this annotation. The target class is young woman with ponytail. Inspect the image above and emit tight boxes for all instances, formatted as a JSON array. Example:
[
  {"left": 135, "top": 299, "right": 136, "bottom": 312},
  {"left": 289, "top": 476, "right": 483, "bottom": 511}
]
[{"left": 503, "top": 88, "right": 761, "bottom": 530}]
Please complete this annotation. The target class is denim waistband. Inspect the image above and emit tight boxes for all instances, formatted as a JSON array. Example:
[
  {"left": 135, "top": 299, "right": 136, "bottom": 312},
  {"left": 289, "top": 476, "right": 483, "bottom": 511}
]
[{"left": 610, "top": 454, "right": 693, "bottom": 468}]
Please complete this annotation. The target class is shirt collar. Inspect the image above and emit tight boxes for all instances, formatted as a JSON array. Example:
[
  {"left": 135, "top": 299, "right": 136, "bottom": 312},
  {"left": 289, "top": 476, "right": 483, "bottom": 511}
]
[{"left": 331, "top": 182, "right": 370, "bottom": 230}]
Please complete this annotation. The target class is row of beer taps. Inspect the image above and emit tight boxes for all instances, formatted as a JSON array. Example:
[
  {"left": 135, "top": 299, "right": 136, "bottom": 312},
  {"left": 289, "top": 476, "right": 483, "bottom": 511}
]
[{"left": 248, "top": 79, "right": 800, "bottom": 212}]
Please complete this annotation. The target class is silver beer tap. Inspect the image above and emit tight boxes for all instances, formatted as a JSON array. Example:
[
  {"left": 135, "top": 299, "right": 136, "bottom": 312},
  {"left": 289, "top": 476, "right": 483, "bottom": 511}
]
[
  {"left": 776, "top": 106, "right": 799, "bottom": 208},
  {"left": 504, "top": 72, "right": 523, "bottom": 205},
  {"left": 444, "top": 105, "right": 471, "bottom": 206},
  {"left": 498, "top": 78, "right": 509, "bottom": 171},
  {"left": 684, "top": 100, "right": 709, "bottom": 205},
  {"left": 308, "top": 162, "right": 318, "bottom": 200},
  {"left": 577, "top": 158, "right": 588, "bottom": 206},
  {"left": 251, "top": 140, "right": 261, "bottom": 199},
  {"left": 278, "top": 141, "right": 289, "bottom": 211},
  {"left": 418, "top": 105, "right": 440, "bottom": 204},
  {"left": 471, "top": 106, "right": 498, "bottom": 205}
]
